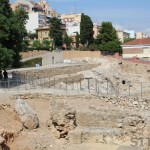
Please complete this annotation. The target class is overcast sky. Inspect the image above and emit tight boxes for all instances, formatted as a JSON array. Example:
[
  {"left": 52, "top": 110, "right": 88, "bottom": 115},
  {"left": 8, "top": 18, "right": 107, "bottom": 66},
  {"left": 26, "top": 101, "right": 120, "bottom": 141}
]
[{"left": 11, "top": 0, "right": 150, "bottom": 34}]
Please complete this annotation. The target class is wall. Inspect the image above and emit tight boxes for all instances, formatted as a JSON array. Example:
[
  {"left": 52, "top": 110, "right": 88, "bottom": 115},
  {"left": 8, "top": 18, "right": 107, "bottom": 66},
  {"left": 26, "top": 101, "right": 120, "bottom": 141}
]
[
  {"left": 15, "top": 0, "right": 33, "bottom": 12},
  {"left": 123, "top": 47, "right": 150, "bottom": 59},
  {"left": 21, "top": 50, "right": 49, "bottom": 59},
  {"left": 63, "top": 50, "right": 101, "bottom": 59},
  {"left": 26, "top": 12, "right": 39, "bottom": 33},
  {"left": 42, "top": 51, "right": 63, "bottom": 65},
  {"left": 135, "top": 32, "right": 147, "bottom": 39}
]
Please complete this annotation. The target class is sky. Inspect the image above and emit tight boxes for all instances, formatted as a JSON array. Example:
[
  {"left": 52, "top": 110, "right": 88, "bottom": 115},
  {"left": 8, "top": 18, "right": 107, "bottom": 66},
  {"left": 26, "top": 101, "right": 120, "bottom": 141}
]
[{"left": 11, "top": 0, "right": 150, "bottom": 34}]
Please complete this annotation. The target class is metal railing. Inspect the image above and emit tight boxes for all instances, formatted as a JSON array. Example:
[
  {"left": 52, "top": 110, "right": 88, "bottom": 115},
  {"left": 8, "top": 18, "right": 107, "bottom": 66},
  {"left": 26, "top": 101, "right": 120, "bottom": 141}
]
[{"left": 0, "top": 77, "right": 150, "bottom": 98}]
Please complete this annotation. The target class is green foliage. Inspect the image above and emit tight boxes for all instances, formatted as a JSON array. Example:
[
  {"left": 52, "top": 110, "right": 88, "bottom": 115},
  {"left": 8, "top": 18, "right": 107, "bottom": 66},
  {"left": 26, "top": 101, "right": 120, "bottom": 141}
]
[
  {"left": 97, "top": 22, "right": 122, "bottom": 54},
  {"left": 9, "top": 9, "right": 28, "bottom": 67},
  {"left": 22, "top": 57, "right": 42, "bottom": 68},
  {"left": 64, "top": 34, "right": 72, "bottom": 49},
  {"left": 124, "top": 37, "right": 135, "bottom": 43},
  {"left": 0, "top": 46, "right": 14, "bottom": 70},
  {"left": 32, "top": 40, "right": 51, "bottom": 50},
  {"left": 75, "top": 32, "right": 80, "bottom": 49},
  {"left": 99, "top": 40, "right": 122, "bottom": 54},
  {"left": 0, "top": 0, "right": 12, "bottom": 45},
  {"left": 49, "top": 17, "right": 63, "bottom": 48},
  {"left": 22, "top": 40, "right": 29, "bottom": 51},
  {"left": 28, "top": 32, "right": 38, "bottom": 40},
  {"left": 42, "top": 40, "right": 51, "bottom": 50},
  {"left": 0, "top": 0, "right": 28, "bottom": 68},
  {"left": 88, "top": 43, "right": 99, "bottom": 51},
  {"left": 80, "top": 13, "right": 93, "bottom": 47},
  {"left": 32, "top": 40, "right": 42, "bottom": 50}
]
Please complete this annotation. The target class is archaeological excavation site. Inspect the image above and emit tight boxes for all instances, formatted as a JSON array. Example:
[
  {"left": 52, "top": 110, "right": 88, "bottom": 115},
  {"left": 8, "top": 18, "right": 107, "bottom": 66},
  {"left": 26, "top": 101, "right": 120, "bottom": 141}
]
[{"left": 0, "top": 57, "right": 150, "bottom": 150}]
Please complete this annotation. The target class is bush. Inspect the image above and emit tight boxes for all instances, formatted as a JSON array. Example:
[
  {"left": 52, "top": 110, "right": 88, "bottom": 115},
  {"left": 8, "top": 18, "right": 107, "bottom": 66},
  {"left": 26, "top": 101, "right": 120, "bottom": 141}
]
[
  {"left": 22, "top": 57, "right": 42, "bottom": 68},
  {"left": 32, "top": 40, "right": 42, "bottom": 50},
  {"left": 88, "top": 43, "right": 99, "bottom": 51},
  {"left": 32, "top": 40, "right": 52, "bottom": 51}
]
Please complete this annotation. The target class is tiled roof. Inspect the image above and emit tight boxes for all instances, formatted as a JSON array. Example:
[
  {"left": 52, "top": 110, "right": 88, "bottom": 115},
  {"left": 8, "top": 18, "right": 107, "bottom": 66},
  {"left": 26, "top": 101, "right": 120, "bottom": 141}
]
[{"left": 122, "top": 38, "right": 150, "bottom": 45}]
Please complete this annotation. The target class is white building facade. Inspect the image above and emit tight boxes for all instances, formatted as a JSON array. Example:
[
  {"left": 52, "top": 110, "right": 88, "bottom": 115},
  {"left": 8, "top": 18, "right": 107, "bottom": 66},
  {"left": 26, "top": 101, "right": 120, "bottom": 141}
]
[
  {"left": 122, "top": 38, "right": 150, "bottom": 61},
  {"left": 26, "top": 12, "right": 51, "bottom": 33},
  {"left": 61, "top": 13, "right": 81, "bottom": 36}
]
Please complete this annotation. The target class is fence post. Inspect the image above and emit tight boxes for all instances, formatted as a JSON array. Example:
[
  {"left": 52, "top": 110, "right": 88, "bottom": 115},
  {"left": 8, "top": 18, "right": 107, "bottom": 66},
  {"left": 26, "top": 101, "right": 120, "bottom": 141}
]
[
  {"left": 141, "top": 83, "right": 143, "bottom": 97},
  {"left": 72, "top": 79, "right": 74, "bottom": 90},
  {"left": 7, "top": 80, "right": 9, "bottom": 90},
  {"left": 17, "top": 79, "right": 19, "bottom": 93},
  {"left": 107, "top": 80, "right": 109, "bottom": 95},
  {"left": 49, "top": 77, "right": 51, "bottom": 88},
  {"left": 80, "top": 80, "right": 81, "bottom": 91},
  {"left": 66, "top": 78, "right": 67, "bottom": 92},
  {"left": 117, "top": 83, "right": 119, "bottom": 96},
  {"left": 60, "top": 79, "right": 62, "bottom": 90},
  {"left": 25, "top": 79, "right": 27, "bottom": 90},
  {"left": 95, "top": 79, "right": 98, "bottom": 93},
  {"left": 88, "top": 78, "right": 90, "bottom": 93},
  {"left": 54, "top": 78, "right": 55, "bottom": 93},
  {"left": 129, "top": 85, "right": 131, "bottom": 97}
]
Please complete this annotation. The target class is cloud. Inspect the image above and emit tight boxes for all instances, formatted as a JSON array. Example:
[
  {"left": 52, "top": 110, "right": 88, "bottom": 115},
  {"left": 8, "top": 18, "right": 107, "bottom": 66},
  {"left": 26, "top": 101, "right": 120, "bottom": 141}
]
[
  {"left": 113, "top": 23, "right": 124, "bottom": 30},
  {"left": 144, "top": 28, "right": 150, "bottom": 37}
]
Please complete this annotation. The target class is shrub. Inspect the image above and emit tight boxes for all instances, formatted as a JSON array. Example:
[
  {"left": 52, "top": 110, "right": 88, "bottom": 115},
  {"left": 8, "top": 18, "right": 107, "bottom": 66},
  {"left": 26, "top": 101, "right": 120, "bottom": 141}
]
[{"left": 22, "top": 57, "right": 42, "bottom": 68}]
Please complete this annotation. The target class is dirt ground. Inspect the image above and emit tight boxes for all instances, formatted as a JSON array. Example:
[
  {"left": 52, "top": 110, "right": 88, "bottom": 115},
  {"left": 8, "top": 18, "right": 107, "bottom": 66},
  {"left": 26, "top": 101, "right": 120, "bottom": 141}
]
[
  {"left": 0, "top": 93, "right": 147, "bottom": 150},
  {"left": 1, "top": 57, "right": 150, "bottom": 150}
]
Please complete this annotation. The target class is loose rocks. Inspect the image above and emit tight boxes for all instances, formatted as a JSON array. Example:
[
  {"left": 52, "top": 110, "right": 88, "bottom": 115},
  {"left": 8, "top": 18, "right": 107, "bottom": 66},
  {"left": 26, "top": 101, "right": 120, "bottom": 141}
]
[{"left": 15, "top": 99, "right": 39, "bottom": 129}]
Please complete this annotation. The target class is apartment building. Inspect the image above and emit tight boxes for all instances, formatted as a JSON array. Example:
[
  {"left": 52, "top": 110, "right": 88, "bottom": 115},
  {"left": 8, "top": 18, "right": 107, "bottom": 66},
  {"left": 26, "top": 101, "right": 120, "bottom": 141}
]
[
  {"left": 93, "top": 23, "right": 100, "bottom": 39},
  {"left": 26, "top": 13, "right": 50, "bottom": 33},
  {"left": 135, "top": 32, "right": 148, "bottom": 39},
  {"left": 36, "top": 25, "right": 66, "bottom": 41},
  {"left": 11, "top": 0, "right": 58, "bottom": 33},
  {"left": 117, "top": 30, "right": 130, "bottom": 43},
  {"left": 61, "top": 13, "right": 100, "bottom": 44},
  {"left": 61, "top": 13, "right": 81, "bottom": 36},
  {"left": 122, "top": 38, "right": 150, "bottom": 61}
]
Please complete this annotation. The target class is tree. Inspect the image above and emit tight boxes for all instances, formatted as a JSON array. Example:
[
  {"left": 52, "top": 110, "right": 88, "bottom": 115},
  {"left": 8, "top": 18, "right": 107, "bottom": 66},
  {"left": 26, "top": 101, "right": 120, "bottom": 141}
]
[
  {"left": 28, "top": 32, "right": 38, "bottom": 40},
  {"left": 32, "top": 40, "right": 42, "bottom": 50},
  {"left": 0, "top": 0, "right": 28, "bottom": 68},
  {"left": 64, "top": 34, "right": 72, "bottom": 49},
  {"left": 49, "top": 17, "right": 63, "bottom": 48},
  {"left": 124, "top": 37, "right": 135, "bottom": 43},
  {"left": 75, "top": 32, "right": 80, "bottom": 49},
  {"left": 80, "top": 13, "right": 93, "bottom": 47},
  {"left": 9, "top": 8, "right": 28, "bottom": 68},
  {"left": 0, "top": 0, "right": 13, "bottom": 46},
  {"left": 0, "top": 46, "right": 14, "bottom": 70},
  {"left": 42, "top": 40, "right": 51, "bottom": 50},
  {"left": 97, "top": 22, "right": 122, "bottom": 54}
]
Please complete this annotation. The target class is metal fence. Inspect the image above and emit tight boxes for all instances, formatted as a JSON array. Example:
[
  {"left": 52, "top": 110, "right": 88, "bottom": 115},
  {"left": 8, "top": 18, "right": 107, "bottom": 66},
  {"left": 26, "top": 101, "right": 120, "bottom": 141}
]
[{"left": 0, "top": 77, "right": 150, "bottom": 98}]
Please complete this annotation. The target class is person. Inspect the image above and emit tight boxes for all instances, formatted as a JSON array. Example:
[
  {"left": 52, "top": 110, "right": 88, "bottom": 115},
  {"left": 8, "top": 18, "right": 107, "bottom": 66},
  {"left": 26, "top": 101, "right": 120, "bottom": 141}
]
[
  {"left": 3, "top": 70, "right": 8, "bottom": 80},
  {"left": 0, "top": 70, "right": 3, "bottom": 80}
]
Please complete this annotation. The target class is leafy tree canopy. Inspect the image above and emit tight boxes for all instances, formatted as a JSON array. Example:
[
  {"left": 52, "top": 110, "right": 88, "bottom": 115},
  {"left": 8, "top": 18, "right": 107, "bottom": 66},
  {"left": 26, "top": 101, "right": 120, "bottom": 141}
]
[
  {"left": 124, "top": 37, "right": 135, "bottom": 43},
  {"left": 0, "top": 0, "right": 28, "bottom": 68},
  {"left": 49, "top": 17, "right": 63, "bottom": 48},
  {"left": 0, "top": 45, "right": 14, "bottom": 70},
  {"left": 80, "top": 13, "right": 93, "bottom": 47},
  {"left": 64, "top": 34, "right": 72, "bottom": 48},
  {"left": 97, "top": 22, "right": 122, "bottom": 54}
]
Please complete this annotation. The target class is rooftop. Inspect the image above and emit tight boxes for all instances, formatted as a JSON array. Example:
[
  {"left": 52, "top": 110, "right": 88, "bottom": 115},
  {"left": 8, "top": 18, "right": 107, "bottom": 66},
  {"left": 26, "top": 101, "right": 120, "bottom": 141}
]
[{"left": 122, "top": 38, "right": 150, "bottom": 45}]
